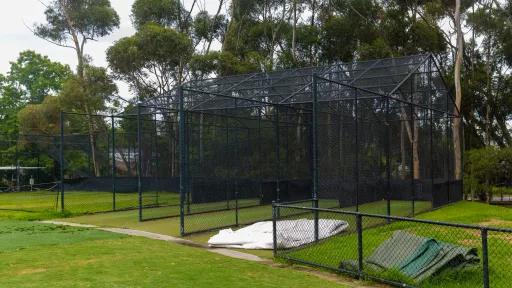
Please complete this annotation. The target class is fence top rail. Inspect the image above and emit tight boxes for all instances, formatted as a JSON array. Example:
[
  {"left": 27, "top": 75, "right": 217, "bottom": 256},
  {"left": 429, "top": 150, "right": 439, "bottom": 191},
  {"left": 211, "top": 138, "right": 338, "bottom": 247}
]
[{"left": 273, "top": 203, "right": 512, "bottom": 233}]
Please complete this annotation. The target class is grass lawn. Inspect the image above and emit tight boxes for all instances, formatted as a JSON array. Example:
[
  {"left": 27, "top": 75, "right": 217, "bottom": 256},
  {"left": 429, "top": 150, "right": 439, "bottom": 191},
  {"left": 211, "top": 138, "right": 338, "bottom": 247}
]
[
  {"left": 281, "top": 201, "right": 512, "bottom": 288},
  {"left": 0, "top": 220, "right": 349, "bottom": 288},
  {"left": 62, "top": 199, "right": 430, "bottom": 260},
  {"left": 65, "top": 199, "right": 425, "bottom": 238},
  {"left": 0, "top": 190, "right": 180, "bottom": 220}
]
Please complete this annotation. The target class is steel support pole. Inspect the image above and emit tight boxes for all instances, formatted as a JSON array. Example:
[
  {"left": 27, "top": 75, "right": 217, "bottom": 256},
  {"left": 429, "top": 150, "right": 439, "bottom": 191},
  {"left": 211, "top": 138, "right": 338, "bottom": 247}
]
[
  {"left": 482, "top": 228, "right": 489, "bottom": 288},
  {"left": 59, "top": 111, "right": 65, "bottom": 212},
  {"left": 428, "top": 59, "right": 435, "bottom": 209},
  {"left": 15, "top": 136, "right": 19, "bottom": 192},
  {"left": 137, "top": 103, "right": 143, "bottom": 221},
  {"left": 312, "top": 74, "right": 319, "bottom": 241},
  {"left": 355, "top": 88, "right": 359, "bottom": 212},
  {"left": 410, "top": 103, "right": 415, "bottom": 217},
  {"left": 275, "top": 106, "right": 281, "bottom": 203},
  {"left": 272, "top": 201, "right": 278, "bottom": 257},
  {"left": 178, "top": 86, "right": 186, "bottom": 236},
  {"left": 111, "top": 115, "right": 116, "bottom": 211},
  {"left": 356, "top": 214, "right": 364, "bottom": 277},
  {"left": 385, "top": 98, "right": 391, "bottom": 219},
  {"left": 154, "top": 113, "right": 159, "bottom": 206}
]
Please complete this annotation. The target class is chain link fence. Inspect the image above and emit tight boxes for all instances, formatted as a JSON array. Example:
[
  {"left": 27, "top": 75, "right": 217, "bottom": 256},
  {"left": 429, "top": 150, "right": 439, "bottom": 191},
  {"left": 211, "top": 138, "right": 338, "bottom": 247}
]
[{"left": 274, "top": 203, "right": 509, "bottom": 288}]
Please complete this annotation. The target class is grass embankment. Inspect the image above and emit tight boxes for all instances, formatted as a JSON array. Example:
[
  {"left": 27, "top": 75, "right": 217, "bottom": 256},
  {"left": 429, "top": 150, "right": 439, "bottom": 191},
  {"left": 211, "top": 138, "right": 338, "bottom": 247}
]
[{"left": 0, "top": 220, "right": 348, "bottom": 288}]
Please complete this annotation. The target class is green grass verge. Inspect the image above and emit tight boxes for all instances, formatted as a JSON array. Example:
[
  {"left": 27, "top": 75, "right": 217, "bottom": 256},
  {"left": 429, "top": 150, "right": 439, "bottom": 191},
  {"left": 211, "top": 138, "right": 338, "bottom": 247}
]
[{"left": 0, "top": 220, "right": 348, "bottom": 288}]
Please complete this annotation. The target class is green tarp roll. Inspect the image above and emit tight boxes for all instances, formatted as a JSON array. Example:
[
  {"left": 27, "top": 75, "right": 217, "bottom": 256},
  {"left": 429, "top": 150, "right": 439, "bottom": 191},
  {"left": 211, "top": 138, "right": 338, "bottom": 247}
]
[{"left": 340, "top": 230, "right": 479, "bottom": 283}]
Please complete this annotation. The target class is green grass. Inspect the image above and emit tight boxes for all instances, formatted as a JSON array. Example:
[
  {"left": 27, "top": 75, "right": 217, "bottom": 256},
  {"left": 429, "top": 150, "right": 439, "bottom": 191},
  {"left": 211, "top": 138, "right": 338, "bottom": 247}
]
[
  {"left": 0, "top": 220, "right": 348, "bottom": 288},
  {"left": 281, "top": 201, "right": 512, "bottom": 288},
  {"left": 65, "top": 199, "right": 424, "bottom": 238},
  {"left": 0, "top": 190, "right": 179, "bottom": 220}
]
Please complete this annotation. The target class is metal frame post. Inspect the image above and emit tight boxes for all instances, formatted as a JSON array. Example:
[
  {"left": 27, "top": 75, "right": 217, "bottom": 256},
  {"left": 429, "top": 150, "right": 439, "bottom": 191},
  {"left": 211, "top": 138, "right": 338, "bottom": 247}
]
[
  {"left": 111, "top": 114, "right": 116, "bottom": 211},
  {"left": 15, "top": 137, "right": 19, "bottom": 192},
  {"left": 258, "top": 107, "right": 263, "bottom": 204},
  {"left": 179, "top": 86, "right": 186, "bottom": 236},
  {"left": 354, "top": 88, "right": 359, "bottom": 212},
  {"left": 154, "top": 112, "right": 160, "bottom": 206},
  {"left": 59, "top": 111, "right": 65, "bottom": 212},
  {"left": 137, "top": 103, "right": 143, "bottom": 221},
  {"left": 272, "top": 201, "right": 278, "bottom": 257},
  {"left": 356, "top": 214, "right": 364, "bottom": 277},
  {"left": 385, "top": 98, "right": 391, "bottom": 219},
  {"left": 410, "top": 102, "right": 415, "bottom": 217},
  {"left": 312, "top": 74, "right": 319, "bottom": 241},
  {"left": 482, "top": 228, "right": 489, "bottom": 288},
  {"left": 275, "top": 105, "right": 281, "bottom": 203},
  {"left": 428, "top": 59, "right": 435, "bottom": 209}
]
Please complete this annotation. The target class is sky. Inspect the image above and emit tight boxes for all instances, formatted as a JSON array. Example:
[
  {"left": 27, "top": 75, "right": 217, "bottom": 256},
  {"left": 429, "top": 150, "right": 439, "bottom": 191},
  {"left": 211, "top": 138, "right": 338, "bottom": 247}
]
[{"left": 0, "top": 0, "right": 223, "bottom": 99}]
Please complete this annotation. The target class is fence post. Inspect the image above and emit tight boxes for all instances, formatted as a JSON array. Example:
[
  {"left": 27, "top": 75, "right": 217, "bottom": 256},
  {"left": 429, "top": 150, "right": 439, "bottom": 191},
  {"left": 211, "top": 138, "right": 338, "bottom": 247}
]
[
  {"left": 481, "top": 228, "right": 489, "bottom": 288},
  {"left": 312, "top": 73, "right": 320, "bottom": 242},
  {"left": 137, "top": 103, "right": 143, "bottom": 222},
  {"left": 385, "top": 97, "right": 391, "bottom": 221},
  {"left": 235, "top": 184, "right": 239, "bottom": 227},
  {"left": 59, "top": 111, "right": 65, "bottom": 212},
  {"left": 356, "top": 214, "right": 363, "bottom": 278},
  {"left": 179, "top": 86, "right": 186, "bottom": 236},
  {"left": 410, "top": 102, "right": 415, "bottom": 217},
  {"left": 355, "top": 88, "right": 359, "bottom": 212},
  {"left": 111, "top": 114, "right": 116, "bottom": 211},
  {"left": 272, "top": 201, "right": 277, "bottom": 257},
  {"left": 314, "top": 199, "right": 319, "bottom": 242}
]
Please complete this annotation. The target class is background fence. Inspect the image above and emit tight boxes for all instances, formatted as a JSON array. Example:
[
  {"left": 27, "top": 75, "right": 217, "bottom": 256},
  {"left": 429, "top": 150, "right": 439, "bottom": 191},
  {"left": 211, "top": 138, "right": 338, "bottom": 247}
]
[{"left": 273, "top": 203, "right": 510, "bottom": 288}]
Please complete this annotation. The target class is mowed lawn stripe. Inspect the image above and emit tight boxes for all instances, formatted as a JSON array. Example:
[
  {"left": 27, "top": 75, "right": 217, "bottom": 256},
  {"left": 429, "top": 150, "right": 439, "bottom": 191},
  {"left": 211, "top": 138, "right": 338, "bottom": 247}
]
[{"left": 0, "top": 230, "right": 349, "bottom": 288}]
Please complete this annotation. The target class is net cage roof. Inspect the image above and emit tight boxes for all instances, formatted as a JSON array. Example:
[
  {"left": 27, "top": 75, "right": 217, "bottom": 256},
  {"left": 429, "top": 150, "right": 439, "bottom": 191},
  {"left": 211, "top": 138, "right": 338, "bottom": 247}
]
[{"left": 142, "top": 54, "right": 457, "bottom": 117}]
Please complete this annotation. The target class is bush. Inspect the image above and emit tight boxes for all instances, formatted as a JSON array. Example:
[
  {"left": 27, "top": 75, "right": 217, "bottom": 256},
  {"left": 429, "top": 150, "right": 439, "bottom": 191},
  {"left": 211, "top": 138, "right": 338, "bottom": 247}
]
[{"left": 464, "top": 147, "right": 512, "bottom": 200}]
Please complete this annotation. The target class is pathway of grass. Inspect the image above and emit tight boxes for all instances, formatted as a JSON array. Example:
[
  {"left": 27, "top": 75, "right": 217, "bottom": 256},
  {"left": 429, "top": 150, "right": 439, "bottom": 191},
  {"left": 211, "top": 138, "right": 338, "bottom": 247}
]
[{"left": 0, "top": 220, "right": 349, "bottom": 288}]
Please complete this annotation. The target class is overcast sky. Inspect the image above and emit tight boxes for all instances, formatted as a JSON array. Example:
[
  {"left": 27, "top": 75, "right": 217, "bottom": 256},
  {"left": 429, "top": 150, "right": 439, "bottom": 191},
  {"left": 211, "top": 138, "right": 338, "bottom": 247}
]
[{"left": 0, "top": 0, "right": 223, "bottom": 98}]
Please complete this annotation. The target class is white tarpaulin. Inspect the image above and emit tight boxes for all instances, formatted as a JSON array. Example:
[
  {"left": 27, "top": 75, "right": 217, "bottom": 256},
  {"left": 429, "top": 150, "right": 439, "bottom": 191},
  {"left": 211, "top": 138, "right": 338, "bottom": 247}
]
[{"left": 208, "top": 219, "right": 349, "bottom": 250}]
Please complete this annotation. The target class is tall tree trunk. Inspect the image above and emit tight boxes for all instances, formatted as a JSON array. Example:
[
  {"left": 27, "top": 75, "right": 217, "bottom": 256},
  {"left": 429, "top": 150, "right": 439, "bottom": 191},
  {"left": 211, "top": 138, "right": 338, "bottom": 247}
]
[
  {"left": 84, "top": 104, "right": 99, "bottom": 176},
  {"left": 291, "top": 0, "right": 297, "bottom": 62},
  {"left": 453, "top": 0, "right": 463, "bottom": 181},
  {"left": 206, "top": 0, "right": 224, "bottom": 54}
]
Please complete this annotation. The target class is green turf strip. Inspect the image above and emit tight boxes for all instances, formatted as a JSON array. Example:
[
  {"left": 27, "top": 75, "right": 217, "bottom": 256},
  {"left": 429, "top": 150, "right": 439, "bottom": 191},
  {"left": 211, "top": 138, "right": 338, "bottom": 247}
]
[
  {"left": 0, "top": 221, "right": 125, "bottom": 252},
  {"left": 0, "top": 226, "right": 348, "bottom": 288}
]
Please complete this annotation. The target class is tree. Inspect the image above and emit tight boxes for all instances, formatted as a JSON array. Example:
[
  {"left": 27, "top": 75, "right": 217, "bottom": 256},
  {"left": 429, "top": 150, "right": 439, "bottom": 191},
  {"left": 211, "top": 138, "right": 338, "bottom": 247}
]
[
  {"left": 454, "top": 0, "right": 463, "bottom": 180},
  {"left": 8, "top": 51, "right": 72, "bottom": 103},
  {"left": 33, "top": 0, "right": 119, "bottom": 176},
  {"left": 58, "top": 65, "right": 118, "bottom": 176},
  {"left": 107, "top": 23, "right": 193, "bottom": 102},
  {"left": 0, "top": 51, "right": 71, "bottom": 137},
  {"left": 33, "top": 0, "right": 120, "bottom": 78}
]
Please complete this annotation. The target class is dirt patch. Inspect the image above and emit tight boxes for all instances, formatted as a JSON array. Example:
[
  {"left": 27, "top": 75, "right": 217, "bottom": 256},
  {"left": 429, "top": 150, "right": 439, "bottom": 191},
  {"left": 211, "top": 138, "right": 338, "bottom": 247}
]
[
  {"left": 282, "top": 264, "right": 388, "bottom": 288},
  {"left": 74, "top": 258, "right": 98, "bottom": 266},
  {"left": 459, "top": 239, "right": 479, "bottom": 246},
  {"left": 16, "top": 268, "right": 47, "bottom": 276},
  {"left": 479, "top": 218, "right": 512, "bottom": 227}
]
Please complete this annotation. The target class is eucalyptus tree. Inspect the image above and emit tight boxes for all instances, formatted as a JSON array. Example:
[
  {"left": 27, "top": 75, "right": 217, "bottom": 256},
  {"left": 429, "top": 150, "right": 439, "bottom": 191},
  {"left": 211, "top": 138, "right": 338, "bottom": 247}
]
[{"left": 0, "top": 51, "right": 71, "bottom": 138}]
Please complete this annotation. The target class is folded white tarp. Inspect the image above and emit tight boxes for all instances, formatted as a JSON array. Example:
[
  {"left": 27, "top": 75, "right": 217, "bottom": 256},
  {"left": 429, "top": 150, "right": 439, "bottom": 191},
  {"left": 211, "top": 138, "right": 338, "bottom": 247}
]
[{"left": 208, "top": 219, "right": 349, "bottom": 250}]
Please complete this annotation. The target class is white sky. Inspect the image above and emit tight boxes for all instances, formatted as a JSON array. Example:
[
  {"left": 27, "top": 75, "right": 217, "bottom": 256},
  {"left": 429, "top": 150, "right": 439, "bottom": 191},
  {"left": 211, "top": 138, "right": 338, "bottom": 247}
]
[{"left": 0, "top": 0, "right": 224, "bottom": 99}]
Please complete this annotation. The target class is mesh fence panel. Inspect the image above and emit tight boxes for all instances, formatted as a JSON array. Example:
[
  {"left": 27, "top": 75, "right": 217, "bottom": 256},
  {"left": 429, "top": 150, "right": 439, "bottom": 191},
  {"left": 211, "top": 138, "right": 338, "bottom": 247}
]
[
  {"left": 138, "top": 108, "right": 181, "bottom": 220},
  {"left": 182, "top": 103, "right": 314, "bottom": 234},
  {"left": 0, "top": 135, "right": 60, "bottom": 213},
  {"left": 275, "top": 204, "right": 510, "bottom": 288}
]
